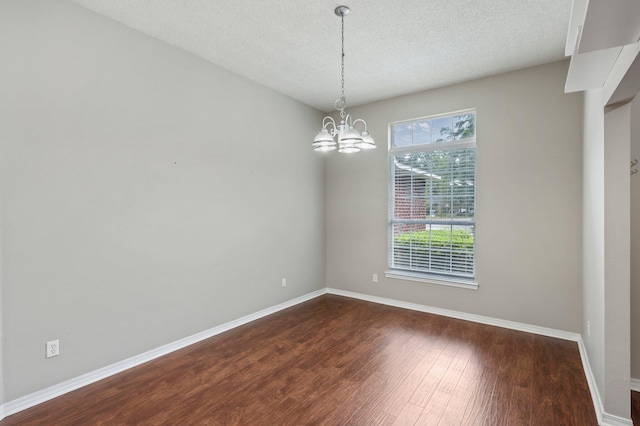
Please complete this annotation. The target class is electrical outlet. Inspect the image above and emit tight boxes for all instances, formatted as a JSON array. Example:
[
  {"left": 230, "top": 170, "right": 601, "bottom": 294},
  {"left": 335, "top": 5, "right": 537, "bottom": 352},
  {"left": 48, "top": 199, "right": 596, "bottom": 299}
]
[
  {"left": 372, "top": 274, "right": 378, "bottom": 283},
  {"left": 281, "top": 278, "right": 287, "bottom": 288},
  {"left": 46, "top": 340, "right": 60, "bottom": 358}
]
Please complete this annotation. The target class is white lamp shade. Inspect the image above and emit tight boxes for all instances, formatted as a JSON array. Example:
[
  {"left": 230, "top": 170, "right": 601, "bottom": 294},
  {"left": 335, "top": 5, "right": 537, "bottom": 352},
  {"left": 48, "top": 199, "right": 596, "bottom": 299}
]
[
  {"left": 339, "top": 125, "right": 363, "bottom": 144},
  {"left": 315, "top": 145, "right": 337, "bottom": 152},
  {"left": 355, "top": 130, "right": 376, "bottom": 149},
  {"left": 312, "top": 128, "right": 337, "bottom": 151},
  {"left": 338, "top": 140, "right": 361, "bottom": 153},
  {"left": 338, "top": 125, "right": 363, "bottom": 153},
  {"left": 338, "top": 145, "right": 361, "bottom": 153}
]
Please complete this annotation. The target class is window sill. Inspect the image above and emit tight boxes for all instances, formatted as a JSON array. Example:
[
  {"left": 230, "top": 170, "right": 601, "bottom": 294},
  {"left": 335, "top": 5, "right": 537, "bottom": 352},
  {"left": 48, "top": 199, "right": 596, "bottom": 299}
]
[{"left": 384, "top": 270, "right": 478, "bottom": 290}]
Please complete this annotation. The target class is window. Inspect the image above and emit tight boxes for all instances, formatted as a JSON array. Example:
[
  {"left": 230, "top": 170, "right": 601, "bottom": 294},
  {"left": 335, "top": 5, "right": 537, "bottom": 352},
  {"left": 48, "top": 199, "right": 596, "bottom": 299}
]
[{"left": 387, "top": 110, "right": 476, "bottom": 287}]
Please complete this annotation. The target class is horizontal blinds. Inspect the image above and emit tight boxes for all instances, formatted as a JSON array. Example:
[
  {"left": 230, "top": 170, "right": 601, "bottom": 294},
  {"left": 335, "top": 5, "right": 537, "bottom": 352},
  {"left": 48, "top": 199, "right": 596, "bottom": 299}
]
[{"left": 389, "top": 112, "right": 476, "bottom": 279}]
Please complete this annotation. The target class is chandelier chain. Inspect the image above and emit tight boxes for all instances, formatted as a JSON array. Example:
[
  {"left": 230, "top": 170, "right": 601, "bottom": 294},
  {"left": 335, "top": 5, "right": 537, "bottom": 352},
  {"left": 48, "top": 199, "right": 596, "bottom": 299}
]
[
  {"left": 340, "top": 14, "right": 346, "bottom": 118},
  {"left": 312, "top": 5, "right": 375, "bottom": 153}
]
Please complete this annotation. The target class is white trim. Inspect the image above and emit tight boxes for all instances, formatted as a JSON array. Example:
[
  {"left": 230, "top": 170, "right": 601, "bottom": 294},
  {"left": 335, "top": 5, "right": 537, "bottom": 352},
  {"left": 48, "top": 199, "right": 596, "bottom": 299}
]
[
  {"left": 327, "top": 288, "right": 579, "bottom": 341},
  {"left": 576, "top": 337, "right": 635, "bottom": 425},
  {"left": 388, "top": 108, "right": 477, "bottom": 130},
  {"left": 631, "top": 377, "right": 640, "bottom": 392},
  {"left": 1, "top": 288, "right": 327, "bottom": 418},
  {"left": 390, "top": 138, "right": 477, "bottom": 154},
  {"left": 602, "top": 413, "right": 634, "bottom": 426},
  {"left": 384, "top": 270, "right": 478, "bottom": 290},
  {"left": 577, "top": 336, "right": 605, "bottom": 425}
]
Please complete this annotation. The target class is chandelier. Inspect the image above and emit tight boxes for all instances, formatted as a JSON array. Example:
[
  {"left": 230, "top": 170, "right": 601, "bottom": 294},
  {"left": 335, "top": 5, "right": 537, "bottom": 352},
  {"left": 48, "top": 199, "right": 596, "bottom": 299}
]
[{"left": 312, "top": 5, "right": 376, "bottom": 153}]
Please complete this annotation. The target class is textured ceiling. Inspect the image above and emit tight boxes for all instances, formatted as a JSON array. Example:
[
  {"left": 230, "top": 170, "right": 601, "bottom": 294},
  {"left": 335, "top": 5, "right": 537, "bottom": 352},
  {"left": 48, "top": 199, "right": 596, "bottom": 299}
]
[{"left": 67, "top": 0, "right": 573, "bottom": 112}]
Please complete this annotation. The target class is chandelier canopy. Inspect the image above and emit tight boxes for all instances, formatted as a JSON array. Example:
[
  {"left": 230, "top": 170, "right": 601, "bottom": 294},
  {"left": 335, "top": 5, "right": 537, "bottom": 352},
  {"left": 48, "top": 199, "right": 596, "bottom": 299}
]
[{"left": 312, "top": 5, "right": 375, "bottom": 154}]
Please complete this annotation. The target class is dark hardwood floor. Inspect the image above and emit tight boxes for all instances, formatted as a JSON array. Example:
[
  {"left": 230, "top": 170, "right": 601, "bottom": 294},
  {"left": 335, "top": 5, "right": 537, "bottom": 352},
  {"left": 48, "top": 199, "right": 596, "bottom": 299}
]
[
  {"left": 1, "top": 295, "right": 597, "bottom": 425},
  {"left": 633, "top": 391, "right": 640, "bottom": 426}
]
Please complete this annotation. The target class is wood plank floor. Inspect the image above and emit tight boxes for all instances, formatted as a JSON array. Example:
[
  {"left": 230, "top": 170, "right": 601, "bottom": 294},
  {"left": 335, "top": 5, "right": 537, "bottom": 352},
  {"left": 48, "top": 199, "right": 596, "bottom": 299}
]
[
  {"left": 1, "top": 295, "right": 598, "bottom": 425},
  {"left": 633, "top": 391, "right": 640, "bottom": 426}
]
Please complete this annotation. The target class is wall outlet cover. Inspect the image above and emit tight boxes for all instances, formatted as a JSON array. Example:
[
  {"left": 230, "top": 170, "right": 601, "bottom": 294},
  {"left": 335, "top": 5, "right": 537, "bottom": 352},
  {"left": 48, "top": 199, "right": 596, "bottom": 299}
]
[{"left": 46, "top": 340, "right": 60, "bottom": 358}]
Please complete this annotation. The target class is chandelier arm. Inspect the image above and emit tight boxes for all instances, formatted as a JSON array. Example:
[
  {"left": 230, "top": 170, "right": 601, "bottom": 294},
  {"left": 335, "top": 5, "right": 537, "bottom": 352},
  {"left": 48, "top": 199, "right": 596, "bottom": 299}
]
[
  {"left": 352, "top": 118, "right": 368, "bottom": 130},
  {"left": 322, "top": 116, "right": 337, "bottom": 132}
]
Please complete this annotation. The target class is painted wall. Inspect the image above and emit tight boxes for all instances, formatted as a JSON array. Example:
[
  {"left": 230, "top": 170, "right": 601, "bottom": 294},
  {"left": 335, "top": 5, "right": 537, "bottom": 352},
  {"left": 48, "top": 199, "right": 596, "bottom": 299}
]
[
  {"left": 582, "top": 57, "right": 634, "bottom": 420},
  {"left": 632, "top": 96, "right": 640, "bottom": 381},
  {"left": 0, "top": 218, "right": 3, "bottom": 412},
  {"left": 0, "top": 0, "right": 325, "bottom": 402},
  {"left": 326, "top": 61, "right": 584, "bottom": 332},
  {"left": 603, "top": 103, "right": 631, "bottom": 419},
  {"left": 582, "top": 89, "right": 606, "bottom": 397}
]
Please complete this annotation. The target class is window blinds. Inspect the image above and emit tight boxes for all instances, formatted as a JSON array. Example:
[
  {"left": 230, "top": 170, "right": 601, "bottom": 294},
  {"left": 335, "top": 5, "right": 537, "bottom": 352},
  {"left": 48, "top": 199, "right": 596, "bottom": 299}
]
[{"left": 389, "top": 112, "right": 476, "bottom": 279}]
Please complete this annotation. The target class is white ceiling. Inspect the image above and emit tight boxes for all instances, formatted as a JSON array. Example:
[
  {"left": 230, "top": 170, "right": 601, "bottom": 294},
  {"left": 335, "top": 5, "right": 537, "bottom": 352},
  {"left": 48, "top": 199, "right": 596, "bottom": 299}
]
[{"left": 67, "top": 0, "right": 573, "bottom": 112}]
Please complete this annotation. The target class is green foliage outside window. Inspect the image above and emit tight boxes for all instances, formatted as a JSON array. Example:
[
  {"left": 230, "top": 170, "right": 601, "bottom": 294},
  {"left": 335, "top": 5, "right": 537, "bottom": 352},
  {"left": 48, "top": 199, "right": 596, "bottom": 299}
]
[
  {"left": 393, "top": 229, "right": 474, "bottom": 250},
  {"left": 393, "top": 229, "right": 474, "bottom": 275}
]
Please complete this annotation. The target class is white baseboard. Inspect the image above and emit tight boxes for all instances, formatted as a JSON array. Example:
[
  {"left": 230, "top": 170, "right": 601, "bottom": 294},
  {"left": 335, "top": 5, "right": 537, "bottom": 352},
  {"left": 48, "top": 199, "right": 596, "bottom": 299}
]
[
  {"left": 0, "top": 286, "right": 632, "bottom": 425},
  {"left": 326, "top": 288, "right": 581, "bottom": 341},
  {"left": 602, "top": 412, "right": 634, "bottom": 426},
  {"left": 1, "top": 288, "right": 328, "bottom": 418},
  {"left": 577, "top": 336, "right": 605, "bottom": 425}
]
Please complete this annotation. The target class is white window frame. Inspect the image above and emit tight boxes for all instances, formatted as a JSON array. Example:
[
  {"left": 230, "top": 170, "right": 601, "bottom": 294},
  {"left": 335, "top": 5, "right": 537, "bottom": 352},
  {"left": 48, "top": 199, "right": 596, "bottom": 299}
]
[{"left": 386, "top": 110, "right": 477, "bottom": 289}]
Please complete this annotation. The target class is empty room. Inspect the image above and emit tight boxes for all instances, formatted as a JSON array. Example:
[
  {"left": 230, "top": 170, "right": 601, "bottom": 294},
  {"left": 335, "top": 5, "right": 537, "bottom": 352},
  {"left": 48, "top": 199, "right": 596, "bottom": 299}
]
[{"left": 1, "top": 0, "right": 639, "bottom": 425}]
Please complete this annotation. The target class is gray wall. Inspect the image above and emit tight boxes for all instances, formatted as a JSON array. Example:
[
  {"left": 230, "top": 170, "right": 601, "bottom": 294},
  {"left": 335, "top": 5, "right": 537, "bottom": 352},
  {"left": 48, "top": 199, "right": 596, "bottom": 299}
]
[
  {"left": 0, "top": 0, "right": 325, "bottom": 402},
  {"left": 603, "top": 103, "right": 631, "bottom": 418},
  {"left": 631, "top": 96, "right": 640, "bottom": 382},
  {"left": 0, "top": 212, "right": 3, "bottom": 410},
  {"left": 583, "top": 86, "right": 632, "bottom": 421},
  {"left": 582, "top": 89, "right": 606, "bottom": 395},
  {"left": 326, "top": 61, "right": 584, "bottom": 332}
]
